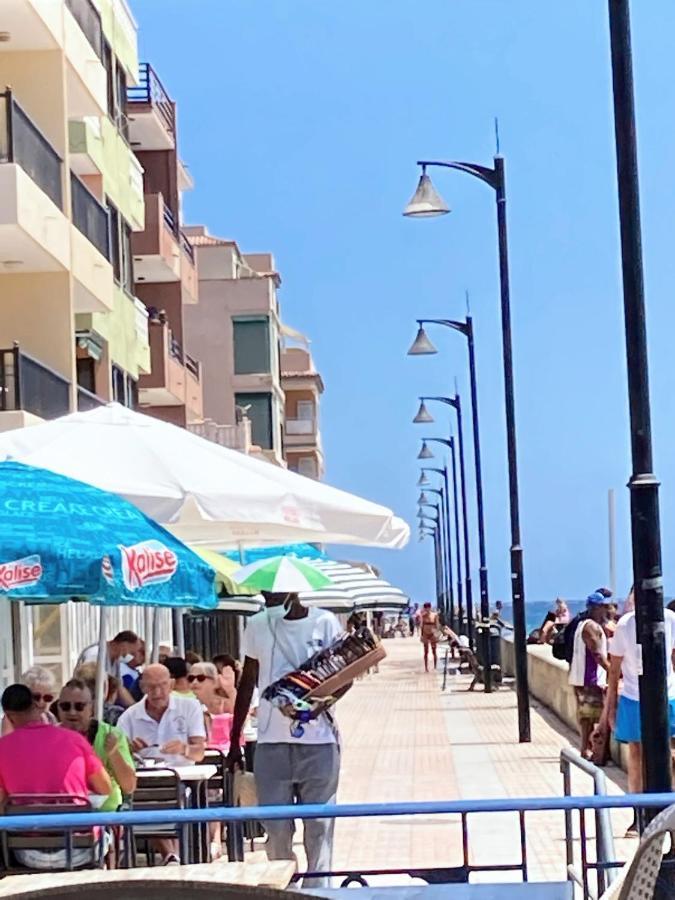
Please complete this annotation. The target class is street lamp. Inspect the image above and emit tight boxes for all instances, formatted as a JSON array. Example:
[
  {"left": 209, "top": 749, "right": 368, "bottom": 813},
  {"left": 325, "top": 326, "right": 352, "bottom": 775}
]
[
  {"left": 421, "top": 465, "right": 457, "bottom": 629},
  {"left": 418, "top": 496, "right": 450, "bottom": 619},
  {"left": 418, "top": 441, "right": 434, "bottom": 460},
  {"left": 424, "top": 483, "right": 456, "bottom": 630},
  {"left": 408, "top": 312, "right": 492, "bottom": 693},
  {"left": 607, "top": 0, "right": 669, "bottom": 796},
  {"left": 419, "top": 437, "right": 472, "bottom": 640},
  {"left": 417, "top": 471, "right": 431, "bottom": 487},
  {"left": 404, "top": 153, "right": 531, "bottom": 741},
  {"left": 417, "top": 402, "right": 475, "bottom": 649}
]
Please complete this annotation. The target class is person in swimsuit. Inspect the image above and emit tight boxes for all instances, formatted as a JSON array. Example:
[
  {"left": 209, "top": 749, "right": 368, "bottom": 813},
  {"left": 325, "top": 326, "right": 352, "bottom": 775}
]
[{"left": 420, "top": 602, "right": 440, "bottom": 672}]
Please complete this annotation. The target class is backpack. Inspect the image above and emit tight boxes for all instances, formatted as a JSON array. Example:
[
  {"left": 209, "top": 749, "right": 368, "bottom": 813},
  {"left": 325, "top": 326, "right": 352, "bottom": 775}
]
[{"left": 552, "top": 612, "right": 588, "bottom": 663}]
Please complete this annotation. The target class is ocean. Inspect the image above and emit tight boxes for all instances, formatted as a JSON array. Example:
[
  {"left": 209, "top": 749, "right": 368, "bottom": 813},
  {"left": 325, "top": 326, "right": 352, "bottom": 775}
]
[{"left": 499, "top": 600, "right": 588, "bottom": 635}]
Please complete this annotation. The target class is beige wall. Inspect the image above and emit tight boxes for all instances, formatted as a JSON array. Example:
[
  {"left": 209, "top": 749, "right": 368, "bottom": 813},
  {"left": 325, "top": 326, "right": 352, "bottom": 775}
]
[
  {"left": 0, "top": 51, "right": 68, "bottom": 157},
  {"left": 0, "top": 272, "right": 74, "bottom": 379}
]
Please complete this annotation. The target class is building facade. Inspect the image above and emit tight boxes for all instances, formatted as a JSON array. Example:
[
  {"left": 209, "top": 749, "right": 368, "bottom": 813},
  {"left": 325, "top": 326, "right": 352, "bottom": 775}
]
[
  {"left": 184, "top": 228, "right": 286, "bottom": 465},
  {"left": 281, "top": 346, "right": 325, "bottom": 479}
]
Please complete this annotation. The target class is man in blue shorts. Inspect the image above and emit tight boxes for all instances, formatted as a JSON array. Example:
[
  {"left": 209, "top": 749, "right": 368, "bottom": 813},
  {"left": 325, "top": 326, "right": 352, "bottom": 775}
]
[{"left": 606, "top": 602, "right": 675, "bottom": 836}]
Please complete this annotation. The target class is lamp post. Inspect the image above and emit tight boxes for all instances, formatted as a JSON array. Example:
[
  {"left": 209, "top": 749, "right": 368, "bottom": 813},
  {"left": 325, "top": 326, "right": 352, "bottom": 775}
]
[
  {"left": 416, "top": 392, "right": 491, "bottom": 688},
  {"left": 405, "top": 155, "right": 530, "bottom": 741},
  {"left": 419, "top": 500, "right": 447, "bottom": 617},
  {"left": 607, "top": 0, "right": 670, "bottom": 796},
  {"left": 420, "top": 441, "right": 465, "bottom": 635},
  {"left": 422, "top": 476, "right": 456, "bottom": 630},
  {"left": 419, "top": 431, "right": 474, "bottom": 645},
  {"left": 419, "top": 511, "right": 443, "bottom": 610},
  {"left": 419, "top": 525, "right": 443, "bottom": 612}
]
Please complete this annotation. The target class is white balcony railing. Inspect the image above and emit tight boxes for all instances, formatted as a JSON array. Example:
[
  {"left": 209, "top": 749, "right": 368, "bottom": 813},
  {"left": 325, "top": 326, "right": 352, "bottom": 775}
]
[
  {"left": 285, "top": 418, "right": 316, "bottom": 435},
  {"left": 133, "top": 297, "right": 149, "bottom": 344},
  {"left": 188, "top": 418, "right": 252, "bottom": 453}
]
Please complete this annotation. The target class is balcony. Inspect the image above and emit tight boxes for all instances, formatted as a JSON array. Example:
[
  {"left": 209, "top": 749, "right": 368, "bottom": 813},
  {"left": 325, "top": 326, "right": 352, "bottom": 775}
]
[
  {"left": 180, "top": 229, "right": 199, "bottom": 304},
  {"left": 188, "top": 418, "right": 252, "bottom": 453},
  {"left": 127, "top": 63, "right": 176, "bottom": 151},
  {"left": 132, "top": 193, "right": 181, "bottom": 283},
  {"left": 284, "top": 416, "right": 323, "bottom": 452},
  {"left": 77, "top": 385, "right": 105, "bottom": 411},
  {"left": 70, "top": 172, "right": 113, "bottom": 313},
  {"left": 0, "top": 91, "right": 70, "bottom": 273},
  {"left": 69, "top": 117, "right": 104, "bottom": 176},
  {"left": 0, "top": 345, "right": 71, "bottom": 425},
  {"left": 139, "top": 321, "right": 203, "bottom": 420}
]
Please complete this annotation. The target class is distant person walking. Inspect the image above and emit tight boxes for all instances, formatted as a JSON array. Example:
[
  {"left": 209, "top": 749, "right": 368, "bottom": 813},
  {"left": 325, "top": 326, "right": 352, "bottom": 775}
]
[
  {"left": 568, "top": 593, "right": 611, "bottom": 759},
  {"left": 409, "top": 603, "right": 420, "bottom": 637},
  {"left": 420, "top": 603, "right": 440, "bottom": 673}
]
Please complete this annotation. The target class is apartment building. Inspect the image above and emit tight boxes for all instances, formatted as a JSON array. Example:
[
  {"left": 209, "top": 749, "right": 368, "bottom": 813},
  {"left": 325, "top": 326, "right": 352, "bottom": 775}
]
[
  {"left": 281, "top": 345, "right": 325, "bottom": 479},
  {"left": 183, "top": 228, "right": 286, "bottom": 465},
  {"left": 0, "top": 0, "right": 170, "bottom": 682},
  {"left": 126, "top": 63, "right": 202, "bottom": 427}
]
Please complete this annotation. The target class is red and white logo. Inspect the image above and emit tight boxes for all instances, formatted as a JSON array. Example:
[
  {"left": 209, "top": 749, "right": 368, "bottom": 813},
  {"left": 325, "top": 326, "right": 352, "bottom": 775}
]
[
  {"left": 101, "top": 555, "right": 114, "bottom": 585},
  {"left": 119, "top": 541, "right": 178, "bottom": 591},
  {"left": 0, "top": 555, "right": 43, "bottom": 591}
]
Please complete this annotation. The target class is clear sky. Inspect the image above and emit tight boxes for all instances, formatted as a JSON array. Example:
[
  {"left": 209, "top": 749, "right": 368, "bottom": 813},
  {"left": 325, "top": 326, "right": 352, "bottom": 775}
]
[{"left": 132, "top": 0, "right": 675, "bottom": 608}]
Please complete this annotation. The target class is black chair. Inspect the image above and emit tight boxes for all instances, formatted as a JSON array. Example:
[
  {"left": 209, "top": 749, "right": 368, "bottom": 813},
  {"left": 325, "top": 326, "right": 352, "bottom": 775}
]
[
  {"left": 1, "top": 794, "right": 104, "bottom": 874},
  {"left": 202, "top": 749, "right": 245, "bottom": 861},
  {"left": 128, "top": 769, "right": 188, "bottom": 865}
]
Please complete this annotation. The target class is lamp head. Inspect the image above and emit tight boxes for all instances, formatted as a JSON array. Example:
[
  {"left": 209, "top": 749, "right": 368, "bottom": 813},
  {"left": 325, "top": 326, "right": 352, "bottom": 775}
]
[
  {"left": 417, "top": 441, "right": 434, "bottom": 460},
  {"left": 407, "top": 324, "right": 438, "bottom": 356},
  {"left": 403, "top": 169, "right": 450, "bottom": 218},
  {"left": 413, "top": 399, "right": 435, "bottom": 424},
  {"left": 418, "top": 492, "right": 430, "bottom": 505},
  {"left": 417, "top": 471, "right": 430, "bottom": 487}
]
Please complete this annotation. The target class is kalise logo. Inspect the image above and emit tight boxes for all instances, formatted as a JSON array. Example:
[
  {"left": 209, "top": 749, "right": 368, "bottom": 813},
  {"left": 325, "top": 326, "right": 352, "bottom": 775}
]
[
  {"left": 119, "top": 540, "right": 178, "bottom": 591},
  {"left": 0, "top": 555, "right": 43, "bottom": 591},
  {"left": 101, "top": 555, "right": 114, "bottom": 585}
]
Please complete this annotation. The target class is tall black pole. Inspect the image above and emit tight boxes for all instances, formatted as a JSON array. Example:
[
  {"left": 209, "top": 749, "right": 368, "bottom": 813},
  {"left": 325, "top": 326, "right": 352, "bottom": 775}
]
[
  {"left": 449, "top": 438, "right": 465, "bottom": 634},
  {"left": 441, "top": 468, "right": 457, "bottom": 631},
  {"left": 494, "top": 157, "right": 530, "bottom": 743},
  {"left": 429, "top": 485, "right": 454, "bottom": 627},
  {"left": 608, "top": 0, "right": 669, "bottom": 796},
  {"left": 436, "top": 505, "right": 448, "bottom": 620},
  {"left": 453, "top": 395, "right": 475, "bottom": 646},
  {"left": 432, "top": 527, "right": 443, "bottom": 610}
]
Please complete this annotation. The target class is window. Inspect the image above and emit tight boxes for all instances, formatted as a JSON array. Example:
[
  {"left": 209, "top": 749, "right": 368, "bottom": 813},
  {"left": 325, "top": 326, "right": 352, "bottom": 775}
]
[
  {"left": 76, "top": 358, "right": 96, "bottom": 393},
  {"left": 298, "top": 457, "right": 318, "bottom": 478},
  {"left": 112, "top": 364, "right": 125, "bottom": 404},
  {"left": 103, "top": 40, "right": 114, "bottom": 118},
  {"left": 121, "top": 221, "right": 133, "bottom": 294},
  {"left": 107, "top": 200, "right": 121, "bottom": 283},
  {"left": 297, "top": 400, "right": 315, "bottom": 421},
  {"left": 233, "top": 317, "right": 271, "bottom": 375},
  {"left": 235, "top": 392, "right": 273, "bottom": 450}
]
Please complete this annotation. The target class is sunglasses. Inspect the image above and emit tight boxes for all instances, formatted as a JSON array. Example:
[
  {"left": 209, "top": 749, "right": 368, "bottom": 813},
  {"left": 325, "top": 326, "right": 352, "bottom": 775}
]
[
  {"left": 187, "top": 674, "right": 213, "bottom": 684},
  {"left": 57, "top": 701, "right": 89, "bottom": 712},
  {"left": 32, "top": 693, "right": 54, "bottom": 704}
]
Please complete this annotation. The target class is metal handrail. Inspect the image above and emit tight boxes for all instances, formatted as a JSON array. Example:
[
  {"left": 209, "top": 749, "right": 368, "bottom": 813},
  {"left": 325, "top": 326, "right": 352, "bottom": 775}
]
[
  {"left": 162, "top": 200, "right": 177, "bottom": 235},
  {"left": 180, "top": 229, "right": 195, "bottom": 263},
  {"left": 169, "top": 335, "right": 183, "bottom": 363},
  {"left": 65, "top": 0, "right": 102, "bottom": 59},
  {"left": 184, "top": 352, "right": 200, "bottom": 380},
  {"left": 127, "top": 63, "right": 175, "bottom": 137},
  {"left": 561, "top": 748, "right": 618, "bottom": 898}
]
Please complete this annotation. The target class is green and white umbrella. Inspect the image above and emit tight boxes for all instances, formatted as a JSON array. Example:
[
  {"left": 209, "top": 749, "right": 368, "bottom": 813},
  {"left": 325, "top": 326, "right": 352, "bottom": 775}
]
[{"left": 232, "top": 555, "right": 334, "bottom": 593}]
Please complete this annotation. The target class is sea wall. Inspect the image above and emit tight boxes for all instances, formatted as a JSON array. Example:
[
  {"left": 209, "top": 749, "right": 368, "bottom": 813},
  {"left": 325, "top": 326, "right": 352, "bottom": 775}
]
[{"left": 500, "top": 634, "right": 627, "bottom": 769}]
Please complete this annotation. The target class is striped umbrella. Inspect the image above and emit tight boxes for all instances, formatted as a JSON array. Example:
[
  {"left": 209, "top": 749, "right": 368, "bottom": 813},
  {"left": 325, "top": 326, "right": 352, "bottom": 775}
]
[{"left": 300, "top": 560, "right": 409, "bottom": 612}]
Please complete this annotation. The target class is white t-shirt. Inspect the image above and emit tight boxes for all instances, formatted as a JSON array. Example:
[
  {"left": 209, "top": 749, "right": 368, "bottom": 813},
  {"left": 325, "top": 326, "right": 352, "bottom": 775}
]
[
  {"left": 77, "top": 643, "right": 119, "bottom": 679},
  {"left": 609, "top": 609, "right": 675, "bottom": 701},
  {"left": 242, "top": 607, "right": 342, "bottom": 745},
  {"left": 117, "top": 693, "right": 206, "bottom": 761}
]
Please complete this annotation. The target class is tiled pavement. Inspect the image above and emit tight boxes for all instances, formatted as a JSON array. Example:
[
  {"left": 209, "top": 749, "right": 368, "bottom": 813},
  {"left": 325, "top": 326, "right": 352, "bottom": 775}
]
[{"left": 328, "top": 637, "right": 634, "bottom": 884}]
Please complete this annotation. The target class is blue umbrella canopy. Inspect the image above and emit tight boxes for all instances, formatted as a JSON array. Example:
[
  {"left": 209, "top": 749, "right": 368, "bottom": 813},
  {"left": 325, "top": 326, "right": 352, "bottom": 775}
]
[{"left": 0, "top": 462, "right": 216, "bottom": 609}]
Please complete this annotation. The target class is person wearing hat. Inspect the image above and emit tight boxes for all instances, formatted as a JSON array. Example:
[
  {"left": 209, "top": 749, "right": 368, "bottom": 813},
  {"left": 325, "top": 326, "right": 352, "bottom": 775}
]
[
  {"left": 606, "top": 596, "right": 675, "bottom": 836},
  {"left": 568, "top": 592, "right": 613, "bottom": 759}
]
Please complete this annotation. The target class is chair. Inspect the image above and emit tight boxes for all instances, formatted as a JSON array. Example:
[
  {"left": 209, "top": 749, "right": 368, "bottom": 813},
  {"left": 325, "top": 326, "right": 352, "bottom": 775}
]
[
  {"left": 0, "top": 794, "right": 104, "bottom": 874},
  {"left": 599, "top": 802, "right": 675, "bottom": 899},
  {"left": 202, "top": 748, "right": 244, "bottom": 862},
  {"left": 128, "top": 768, "right": 188, "bottom": 866}
]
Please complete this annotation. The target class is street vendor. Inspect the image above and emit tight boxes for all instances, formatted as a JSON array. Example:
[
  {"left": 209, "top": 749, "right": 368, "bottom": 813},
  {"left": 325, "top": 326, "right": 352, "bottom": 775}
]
[{"left": 227, "top": 592, "right": 350, "bottom": 888}]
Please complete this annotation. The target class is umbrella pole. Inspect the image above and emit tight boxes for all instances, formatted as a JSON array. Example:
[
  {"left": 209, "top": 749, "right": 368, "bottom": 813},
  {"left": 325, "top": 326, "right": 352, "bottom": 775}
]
[
  {"left": 94, "top": 607, "right": 107, "bottom": 722},
  {"left": 144, "top": 607, "right": 152, "bottom": 662},
  {"left": 151, "top": 608, "right": 160, "bottom": 663},
  {"left": 173, "top": 609, "right": 185, "bottom": 657}
]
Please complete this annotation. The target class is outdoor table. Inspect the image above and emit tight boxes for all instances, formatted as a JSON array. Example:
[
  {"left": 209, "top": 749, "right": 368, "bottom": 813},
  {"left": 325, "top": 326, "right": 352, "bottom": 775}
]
[
  {"left": 307, "top": 884, "right": 573, "bottom": 899},
  {"left": 136, "top": 764, "right": 217, "bottom": 864}
]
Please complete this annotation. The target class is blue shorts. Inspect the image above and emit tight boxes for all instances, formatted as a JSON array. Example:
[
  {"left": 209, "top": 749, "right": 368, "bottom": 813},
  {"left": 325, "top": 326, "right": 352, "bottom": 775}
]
[{"left": 614, "top": 695, "right": 675, "bottom": 743}]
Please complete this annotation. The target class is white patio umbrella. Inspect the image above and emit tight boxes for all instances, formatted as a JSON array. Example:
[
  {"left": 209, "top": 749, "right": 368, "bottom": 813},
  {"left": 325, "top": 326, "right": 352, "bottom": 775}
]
[{"left": 0, "top": 404, "right": 409, "bottom": 550}]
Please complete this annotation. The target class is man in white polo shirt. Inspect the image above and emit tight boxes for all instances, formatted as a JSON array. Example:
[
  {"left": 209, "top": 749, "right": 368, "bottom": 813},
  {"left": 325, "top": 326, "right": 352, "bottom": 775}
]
[{"left": 118, "top": 663, "right": 206, "bottom": 865}]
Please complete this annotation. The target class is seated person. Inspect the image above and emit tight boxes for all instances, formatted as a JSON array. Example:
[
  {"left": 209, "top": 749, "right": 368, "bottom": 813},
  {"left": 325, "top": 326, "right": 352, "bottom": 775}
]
[
  {"left": 57, "top": 679, "right": 136, "bottom": 811},
  {"left": 0, "top": 684, "right": 112, "bottom": 870},
  {"left": 77, "top": 631, "right": 142, "bottom": 708},
  {"left": 2, "top": 666, "right": 57, "bottom": 735},
  {"left": 73, "top": 662, "right": 124, "bottom": 725},
  {"left": 117, "top": 663, "right": 206, "bottom": 865},
  {"left": 164, "top": 657, "right": 195, "bottom": 698}
]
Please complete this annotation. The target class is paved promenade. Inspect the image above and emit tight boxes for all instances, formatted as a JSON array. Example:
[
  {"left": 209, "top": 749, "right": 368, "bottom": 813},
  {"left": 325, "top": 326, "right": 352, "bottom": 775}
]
[{"left": 326, "top": 637, "right": 633, "bottom": 884}]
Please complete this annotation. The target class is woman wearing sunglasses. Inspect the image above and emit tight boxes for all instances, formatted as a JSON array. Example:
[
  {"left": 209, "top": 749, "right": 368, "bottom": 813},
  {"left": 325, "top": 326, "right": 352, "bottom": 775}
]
[
  {"left": 1, "top": 666, "right": 58, "bottom": 736},
  {"left": 57, "top": 679, "right": 136, "bottom": 811},
  {"left": 187, "top": 662, "right": 236, "bottom": 751}
]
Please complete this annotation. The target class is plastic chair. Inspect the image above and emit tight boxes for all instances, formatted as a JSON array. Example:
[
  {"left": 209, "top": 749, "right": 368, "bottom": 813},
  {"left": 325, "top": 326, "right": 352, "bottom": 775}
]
[
  {"left": 600, "top": 802, "right": 675, "bottom": 899},
  {"left": 128, "top": 768, "right": 188, "bottom": 865},
  {"left": 0, "top": 793, "right": 103, "bottom": 874}
]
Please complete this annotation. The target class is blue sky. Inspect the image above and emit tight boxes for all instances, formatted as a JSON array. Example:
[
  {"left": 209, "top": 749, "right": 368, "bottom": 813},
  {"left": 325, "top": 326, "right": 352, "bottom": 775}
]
[{"left": 132, "top": 1, "right": 675, "bottom": 608}]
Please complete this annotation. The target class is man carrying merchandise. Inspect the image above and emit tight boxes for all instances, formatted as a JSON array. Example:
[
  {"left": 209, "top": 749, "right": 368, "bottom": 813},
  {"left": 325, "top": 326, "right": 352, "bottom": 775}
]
[{"left": 227, "top": 592, "right": 348, "bottom": 887}]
